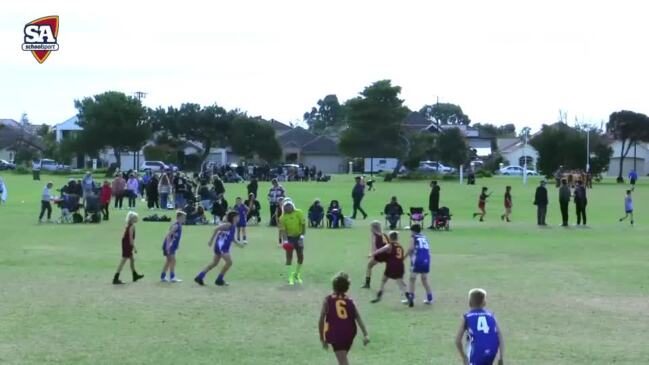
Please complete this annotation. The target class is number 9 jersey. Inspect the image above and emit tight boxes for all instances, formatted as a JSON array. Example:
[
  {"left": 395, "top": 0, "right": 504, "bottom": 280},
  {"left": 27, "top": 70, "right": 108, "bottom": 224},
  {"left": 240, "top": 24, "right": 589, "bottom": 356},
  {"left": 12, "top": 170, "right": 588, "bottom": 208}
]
[
  {"left": 464, "top": 308, "right": 500, "bottom": 365},
  {"left": 323, "top": 294, "right": 358, "bottom": 352}
]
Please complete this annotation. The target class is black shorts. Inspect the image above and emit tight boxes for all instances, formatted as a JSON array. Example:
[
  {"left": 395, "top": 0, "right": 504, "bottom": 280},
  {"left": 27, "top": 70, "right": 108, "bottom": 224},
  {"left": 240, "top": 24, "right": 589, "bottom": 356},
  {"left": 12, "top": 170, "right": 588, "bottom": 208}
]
[
  {"left": 329, "top": 339, "right": 354, "bottom": 352},
  {"left": 287, "top": 236, "right": 303, "bottom": 250},
  {"left": 374, "top": 253, "right": 389, "bottom": 263}
]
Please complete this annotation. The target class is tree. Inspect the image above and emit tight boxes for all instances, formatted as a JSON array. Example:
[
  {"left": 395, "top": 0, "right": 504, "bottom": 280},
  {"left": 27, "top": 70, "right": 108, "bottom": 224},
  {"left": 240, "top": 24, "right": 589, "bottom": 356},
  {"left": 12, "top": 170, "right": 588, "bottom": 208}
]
[
  {"left": 419, "top": 103, "right": 471, "bottom": 127},
  {"left": 437, "top": 127, "right": 469, "bottom": 167},
  {"left": 606, "top": 110, "right": 649, "bottom": 182},
  {"left": 473, "top": 123, "right": 517, "bottom": 151},
  {"left": 531, "top": 122, "right": 612, "bottom": 177},
  {"left": 228, "top": 115, "right": 281, "bottom": 163},
  {"left": 75, "top": 91, "right": 149, "bottom": 167},
  {"left": 303, "top": 94, "right": 346, "bottom": 136},
  {"left": 149, "top": 103, "right": 234, "bottom": 161},
  {"left": 339, "top": 80, "right": 410, "bottom": 163},
  {"left": 36, "top": 125, "right": 58, "bottom": 159},
  {"left": 403, "top": 133, "right": 437, "bottom": 171}
]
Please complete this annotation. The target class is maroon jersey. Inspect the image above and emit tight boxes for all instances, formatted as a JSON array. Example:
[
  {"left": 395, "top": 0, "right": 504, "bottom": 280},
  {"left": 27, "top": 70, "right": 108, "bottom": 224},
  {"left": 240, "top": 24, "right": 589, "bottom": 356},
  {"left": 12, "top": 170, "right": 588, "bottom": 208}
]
[
  {"left": 374, "top": 233, "right": 389, "bottom": 262},
  {"left": 121, "top": 224, "right": 135, "bottom": 258},
  {"left": 324, "top": 294, "right": 358, "bottom": 351},
  {"left": 384, "top": 243, "right": 405, "bottom": 279},
  {"left": 504, "top": 192, "right": 512, "bottom": 208}
]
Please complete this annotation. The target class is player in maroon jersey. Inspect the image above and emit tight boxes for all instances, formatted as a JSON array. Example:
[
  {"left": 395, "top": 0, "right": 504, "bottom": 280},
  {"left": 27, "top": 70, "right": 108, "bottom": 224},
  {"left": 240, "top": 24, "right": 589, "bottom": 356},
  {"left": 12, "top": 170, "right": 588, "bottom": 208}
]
[
  {"left": 370, "top": 231, "right": 407, "bottom": 303},
  {"left": 112, "top": 211, "right": 144, "bottom": 284},
  {"left": 318, "top": 272, "right": 369, "bottom": 365},
  {"left": 362, "top": 221, "right": 389, "bottom": 289}
]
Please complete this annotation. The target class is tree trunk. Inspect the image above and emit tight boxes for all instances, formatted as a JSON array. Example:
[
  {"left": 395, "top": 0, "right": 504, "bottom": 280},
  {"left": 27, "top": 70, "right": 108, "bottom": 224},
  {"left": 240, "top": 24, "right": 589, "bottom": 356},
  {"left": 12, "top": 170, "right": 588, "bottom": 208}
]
[
  {"left": 617, "top": 139, "right": 632, "bottom": 183},
  {"left": 114, "top": 149, "right": 121, "bottom": 170},
  {"left": 201, "top": 140, "right": 212, "bottom": 163}
]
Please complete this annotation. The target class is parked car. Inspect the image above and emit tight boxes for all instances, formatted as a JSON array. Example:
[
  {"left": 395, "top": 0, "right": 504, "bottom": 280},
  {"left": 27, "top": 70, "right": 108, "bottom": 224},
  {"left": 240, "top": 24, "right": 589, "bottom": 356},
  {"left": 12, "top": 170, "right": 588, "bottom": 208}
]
[
  {"left": 419, "top": 161, "right": 456, "bottom": 174},
  {"left": 0, "top": 159, "right": 16, "bottom": 170},
  {"left": 499, "top": 165, "right": 538, "bottom": 176},
  {"left": 140, "top": 161, "right": 169, "bottom": 172},
  {"left": 36, "top": 159, "right": 70, "bottom": 172}
]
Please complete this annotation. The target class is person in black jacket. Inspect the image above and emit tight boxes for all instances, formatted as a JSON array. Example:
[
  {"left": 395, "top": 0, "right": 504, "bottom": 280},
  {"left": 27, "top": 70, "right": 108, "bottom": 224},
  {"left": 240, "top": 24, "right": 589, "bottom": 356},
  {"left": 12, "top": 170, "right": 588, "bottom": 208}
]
[
  {"left": 247, "top": 178, "right": 258, "bottom": 198},
  {"left": 574, "top": 180, "right": 588, "bottom": 226},
  {"left": 533, "top": 180, "right": 548, "bottom": 226},
  {"left": 383, "top": 196, "right": 404, "bottom": 229},
  {"left": 308, "top": 199, "right": 324, "bottom": 227},
  {"left": 146, "top": 174, "right": 159, "bottom": 209},
  {"left": 213, "top": 175, "right": 226, "bottom": 196},
  {"left": 428, "top": 180, "right": 440, "bottom": 228},
  {"left": 558, "top": 179, "right": 571, "bottom": 227},
  {"left": 246, "top": 193, "right": 261, "bottom": 223},
  {"left": 210, "top": 194, "right": 228, "bottom": 224},
  {"left": 351, "top": 176, "right": 367, "bottom": 220}
]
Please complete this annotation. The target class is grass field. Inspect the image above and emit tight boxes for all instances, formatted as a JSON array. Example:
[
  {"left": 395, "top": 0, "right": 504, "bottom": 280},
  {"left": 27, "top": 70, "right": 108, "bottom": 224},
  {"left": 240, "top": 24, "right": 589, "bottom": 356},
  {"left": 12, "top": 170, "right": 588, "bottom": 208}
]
[{"left": 0, "top": 172, "right": 648, "bottom": 365}]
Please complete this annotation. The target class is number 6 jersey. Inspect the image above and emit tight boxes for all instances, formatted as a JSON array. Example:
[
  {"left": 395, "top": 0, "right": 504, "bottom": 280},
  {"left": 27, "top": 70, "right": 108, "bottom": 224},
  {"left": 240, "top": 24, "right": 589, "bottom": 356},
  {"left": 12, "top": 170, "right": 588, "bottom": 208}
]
[{"left": 324, "top": 294, "right": 358, "bottom": 345}]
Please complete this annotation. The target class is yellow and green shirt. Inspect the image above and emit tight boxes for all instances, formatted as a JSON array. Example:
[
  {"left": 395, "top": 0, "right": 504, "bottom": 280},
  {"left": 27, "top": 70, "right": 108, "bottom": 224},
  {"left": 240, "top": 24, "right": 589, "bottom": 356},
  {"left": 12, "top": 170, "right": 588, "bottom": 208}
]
[{"left": 279, "top": 209, "right": 305, "bottom": 237}]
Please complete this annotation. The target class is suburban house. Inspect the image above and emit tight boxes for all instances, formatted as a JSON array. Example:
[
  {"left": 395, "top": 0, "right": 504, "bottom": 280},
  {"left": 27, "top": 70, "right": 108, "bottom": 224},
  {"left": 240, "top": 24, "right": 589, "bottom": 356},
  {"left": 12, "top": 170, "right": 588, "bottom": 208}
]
[
  {"left": 497, "top": 137, "right": 538, "bottom": 168},
  {"left": 0, "top": 119, "right": 44, "bottom": 162},
  {"left": 402, "top": 111, "right": 493, "bottom": 157}
]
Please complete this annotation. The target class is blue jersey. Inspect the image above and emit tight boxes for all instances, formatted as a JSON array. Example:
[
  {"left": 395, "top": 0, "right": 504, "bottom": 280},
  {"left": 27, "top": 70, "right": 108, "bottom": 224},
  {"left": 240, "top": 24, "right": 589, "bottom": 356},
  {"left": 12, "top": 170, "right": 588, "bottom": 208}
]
[
  {"left": 162, "top": 222, "right": 182, "bottom": 255},
  {"left": 464, "top": 308, "right": 500, "bottom": 365},
  {"left": 236, "top": 204, "right": 248, "bottom": 227},
  {"left": 215, "top": 224, "right": 236, "bottom": 254},
  {"left": 411, "top": 233, "right": 430, "bottom": 273}
]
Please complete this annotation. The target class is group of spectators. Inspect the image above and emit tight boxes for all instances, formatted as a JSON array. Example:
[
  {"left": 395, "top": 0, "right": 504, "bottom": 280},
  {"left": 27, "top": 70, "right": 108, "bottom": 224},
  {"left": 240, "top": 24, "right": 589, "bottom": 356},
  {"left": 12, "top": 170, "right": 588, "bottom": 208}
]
[
  {"left": 534, "top": 178, "right": 588, "bottom": 227},
  {"left": 201, "top": 162, "right": 327, "bottom": 183}
]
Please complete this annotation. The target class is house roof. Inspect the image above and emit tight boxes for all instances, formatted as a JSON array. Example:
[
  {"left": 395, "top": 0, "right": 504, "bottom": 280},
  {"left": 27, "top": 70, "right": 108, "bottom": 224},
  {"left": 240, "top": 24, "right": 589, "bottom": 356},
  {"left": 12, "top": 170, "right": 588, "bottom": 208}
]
[
  {"left": 267, "top": 119, "right": 292, "bottom": 134},
  {"left": 54, "top": 116, "right": 82, "bottom": 131},
  {"left": 497, "top": 138, "right": 519, "bottom": 152},
  {"left": 0, "top": 119, "right": 21, "bottom": 129},
  {"left": 277, "top": 127, "right": 318, "bottom": 148},
  {"left": 301, "top": 135, "right": 339, "bottom": 155}
]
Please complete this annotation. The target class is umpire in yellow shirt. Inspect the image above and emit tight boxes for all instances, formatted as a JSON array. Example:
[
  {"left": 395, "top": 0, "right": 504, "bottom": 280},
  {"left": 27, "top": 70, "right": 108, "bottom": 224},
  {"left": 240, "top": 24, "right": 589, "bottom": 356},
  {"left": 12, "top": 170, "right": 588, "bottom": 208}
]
[{"left": 279, "top": 199, "right": 306, "bottom": 285}]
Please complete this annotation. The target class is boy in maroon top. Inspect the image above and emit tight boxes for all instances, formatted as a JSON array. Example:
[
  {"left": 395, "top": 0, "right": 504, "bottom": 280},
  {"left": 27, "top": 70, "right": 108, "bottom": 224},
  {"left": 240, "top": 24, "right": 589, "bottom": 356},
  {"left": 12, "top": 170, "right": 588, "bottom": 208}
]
[
  {"left": 362, "top": 221, "right": 389, "bottom": 289},
  {"left": 500, "top": 186, "right": 512, "bottom": 223},
  {"left": 319, "top": 272, "right": 369, "bottom": 365},
  {"left": 100, "top": 180, "right": 112, "bottom": 221},
  {"left": 473, "top": 187, "right": 491, "bottom": 222},
  {"left": 113, "top": 211, "right": 144, "bottom": 284},
  {"left": 370, "top": 231, "right": 407, "bottom": 303}
]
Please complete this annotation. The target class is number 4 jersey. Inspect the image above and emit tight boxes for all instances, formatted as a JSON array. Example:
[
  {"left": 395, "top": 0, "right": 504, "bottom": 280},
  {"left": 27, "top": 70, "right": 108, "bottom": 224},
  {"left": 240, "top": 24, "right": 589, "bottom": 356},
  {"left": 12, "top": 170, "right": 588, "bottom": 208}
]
[
  {"left": 324, "top": 294, "right": 358, "bottom": 349},
  {"left": 464, "top": 308, "right": 500, "bottom": 365}
]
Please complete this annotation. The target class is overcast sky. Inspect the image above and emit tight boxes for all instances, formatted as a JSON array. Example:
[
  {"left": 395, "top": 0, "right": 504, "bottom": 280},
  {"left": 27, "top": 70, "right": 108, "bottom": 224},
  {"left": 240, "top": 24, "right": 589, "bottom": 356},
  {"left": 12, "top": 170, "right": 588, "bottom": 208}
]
[{"left": 1, "top": 0, "right": 648, "bottom": 131}]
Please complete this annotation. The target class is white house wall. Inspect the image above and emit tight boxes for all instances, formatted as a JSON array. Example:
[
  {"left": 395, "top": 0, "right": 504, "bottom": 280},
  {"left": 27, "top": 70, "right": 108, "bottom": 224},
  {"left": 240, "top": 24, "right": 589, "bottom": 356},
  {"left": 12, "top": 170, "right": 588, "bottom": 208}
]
[{"left": 502, "top": 145, "right": 539, "bottom": 168}]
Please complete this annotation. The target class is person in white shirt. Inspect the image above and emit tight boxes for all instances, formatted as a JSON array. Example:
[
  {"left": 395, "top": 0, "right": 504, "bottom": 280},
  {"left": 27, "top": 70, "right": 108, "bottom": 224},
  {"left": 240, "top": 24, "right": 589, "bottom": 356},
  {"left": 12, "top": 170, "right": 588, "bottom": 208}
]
[{"left": 39, "top": 182, "right": 54, "bottom": 223}]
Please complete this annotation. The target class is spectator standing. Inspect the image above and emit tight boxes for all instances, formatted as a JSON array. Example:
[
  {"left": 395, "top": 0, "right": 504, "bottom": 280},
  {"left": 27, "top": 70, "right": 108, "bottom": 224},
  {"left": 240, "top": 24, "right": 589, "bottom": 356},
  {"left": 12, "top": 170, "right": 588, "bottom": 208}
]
[
  {"left": 146, "top": 174, "right": 159, "bottom": 209},
  {"left": 38, "top": 182, "right": 54, "bottom": 223},
  {"left": 112, "top": 174, "right": 126, "bottom": 210},
  {"left": 198, "top": 181, "right": 212, "bottom": 211},
  {"left": 428, "top": 180, "right": 440, "bottom": 228},
  {"left": 268, "top": 178, "right": 285, "bottom": 226},
  {"left": 81, "top": 172, "right": 95, "bottom": 200},
  {"left": 126, "top": 174, "right": 139, "bottom": 209},
  {"left": 628, "top": 169, "right": 638, "bottom": 186},
  {"left": 533, "top": 180, "right": 548, "bottom": 226},
  {"left": 158, "top": 171, "right": 172, "bottom": 209},
  {"left": 351, "top": 176, "right": 368, "bottom": 220},
  {"left": 559, "top": 179, "right": 571, "bottom": 227},
  {"left": 574, "top": 180, "right": 588, "bottom": 226},
  {"left": 213, "top": 175, "right": 226, "bottom": 196},
  {"left": 0, "top": 176, "right": 7, "bottom": 205},
  {"left": 100, "top": 180, "right": 112, "bottom": 220},
  {"left": 246, "top": 193, "right": 261, "bottom": 223},
  {"left": 247, "top": 178, "right": 258, "bottom": 198},
  {"left": 383, "top": 196, "right": 404, "bottom": 230}
]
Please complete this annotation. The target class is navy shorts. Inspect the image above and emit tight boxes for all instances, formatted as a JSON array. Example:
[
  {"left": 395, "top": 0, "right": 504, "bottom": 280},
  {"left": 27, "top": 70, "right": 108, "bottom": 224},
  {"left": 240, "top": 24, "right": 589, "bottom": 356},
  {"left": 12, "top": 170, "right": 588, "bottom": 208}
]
[
  {"left": 215, "top": 241, "right": 231, "bottom": 255},
  {"left": 163, "top": 242, "right": 179, "bottom": 256},
  {"left": 287, "top": 236, "right": 303, "bottom": 250},
  {"left": 411, "top": 258, "right": 430, "bottom": 274}
]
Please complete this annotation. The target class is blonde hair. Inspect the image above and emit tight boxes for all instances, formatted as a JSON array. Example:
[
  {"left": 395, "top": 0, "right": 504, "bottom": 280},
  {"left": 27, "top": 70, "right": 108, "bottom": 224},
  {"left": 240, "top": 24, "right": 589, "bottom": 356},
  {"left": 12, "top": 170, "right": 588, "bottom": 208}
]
[
  {"left": 468, "top": 288, "right": 487, "bottom": 307},
  {"left": 176, "top": 210, "right": 187, "bottom": 218},
  {"left": 370, "top": 220, "right": 382, "bottom": 233},
  {"left": 126, "top": 211, "right": 139, "bottom": 224}
]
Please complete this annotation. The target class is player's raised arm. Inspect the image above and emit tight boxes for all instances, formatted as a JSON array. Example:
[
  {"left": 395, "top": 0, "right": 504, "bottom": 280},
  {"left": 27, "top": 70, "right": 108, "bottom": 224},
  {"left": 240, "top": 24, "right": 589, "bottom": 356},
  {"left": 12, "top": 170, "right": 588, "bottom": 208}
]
[
  {"left": 355, "top": 306, "right": 370, "bottom": 345},
  {"left": 371, "top": 244, "right": 391, "bottom": 257},
  {"left": 454, "top": 316, "right": 469, "bottom": 365},
  {"left": 318, "top": 300, "right": 328, "bottom": 350}
]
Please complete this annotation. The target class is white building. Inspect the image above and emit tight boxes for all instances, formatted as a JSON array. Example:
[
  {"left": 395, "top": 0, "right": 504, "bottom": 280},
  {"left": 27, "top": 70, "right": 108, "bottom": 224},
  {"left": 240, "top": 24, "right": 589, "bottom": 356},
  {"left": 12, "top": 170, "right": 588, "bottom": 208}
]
[
  {"left": 497, "top": 138, "right": 539, "bottom": 168},
  {"left": 606, "top": 141, "right": 649, "bottom": 177}
]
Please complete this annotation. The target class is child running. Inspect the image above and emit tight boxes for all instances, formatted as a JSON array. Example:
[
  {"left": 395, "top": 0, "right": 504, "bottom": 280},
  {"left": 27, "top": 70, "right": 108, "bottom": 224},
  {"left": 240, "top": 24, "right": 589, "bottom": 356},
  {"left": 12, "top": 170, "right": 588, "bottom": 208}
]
[
  {"left": 234, "top": 197, "right": 249, "bottom": 244},
  {"left": 619, "top": 189, "right": 634, "bottom": 225},
  {"left": 455, "top": 288, "right": 505, "bottom": 365},
  {"left": 404, "top": 224, "right": 433, "bottom": 307},
  {"left": 473, "top": 187, "right": 491, "bottom": 222},
  {"left": 500, "top": 186, "right": 512, "bottom": 222},
  {"left": 362, "top": 221, "right": 389, "bottom": 289},
  {"left": 161, "top": 211, "right": 187, "bottom": 283},
  {"left": 113, "top": 211, "right": 144, "bottom": 284},
  {"left": 318, "top": 272, "right": 369, "bottom": 365},
  {"left": 194, "top": 211, "right": 241, "bottom": 286},
  {"left": 370, "top": 231, "right": 407, "bottom": 304}
]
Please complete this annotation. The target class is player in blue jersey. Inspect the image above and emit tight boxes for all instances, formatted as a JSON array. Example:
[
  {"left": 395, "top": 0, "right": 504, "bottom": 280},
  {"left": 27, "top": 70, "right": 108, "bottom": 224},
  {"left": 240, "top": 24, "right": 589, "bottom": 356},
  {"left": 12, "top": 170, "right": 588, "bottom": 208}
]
[
  {"left": 194, "top": 211, "right": 242, "bottom": 286},
  {"left": 455, "top": 288, "right": 504, "bottom": 365},
  {"left": 234, "top": 197, "right": 249, "bottom": 244},
  {"left": 160, "top": 211, "right": 186, "bottom": 283},
  {"left": 403, "top": 224, "right": 433, "bottom": 307}
]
